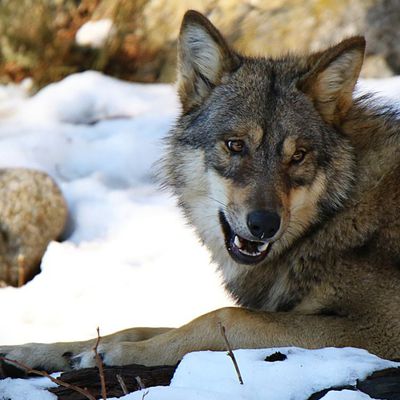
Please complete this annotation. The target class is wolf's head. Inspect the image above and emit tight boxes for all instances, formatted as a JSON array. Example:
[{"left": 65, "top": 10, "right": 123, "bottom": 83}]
[{"left": 164, "top": 11, "right": 364, "bottom": 272}]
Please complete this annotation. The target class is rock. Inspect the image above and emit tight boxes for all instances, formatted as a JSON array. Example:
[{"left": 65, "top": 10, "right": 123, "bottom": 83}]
[{"left": 0, "top": 169, "right": 67, "bottom": 287}]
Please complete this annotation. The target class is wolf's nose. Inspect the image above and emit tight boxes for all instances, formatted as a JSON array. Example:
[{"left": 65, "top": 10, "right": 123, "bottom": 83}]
[{"left": 247, "top": 210, "right": 281, "bottom": 240}]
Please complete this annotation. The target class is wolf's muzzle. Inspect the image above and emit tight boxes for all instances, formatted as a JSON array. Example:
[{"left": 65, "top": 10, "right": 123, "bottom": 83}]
[{"left": 219, "top": 210, "right": 273, "bottom": 265}]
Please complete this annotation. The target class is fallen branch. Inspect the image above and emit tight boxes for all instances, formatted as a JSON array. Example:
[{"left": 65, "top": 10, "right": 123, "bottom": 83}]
[
  {"left": 218, "top": 322, "right": 244, "bottom": 385},
  {"left": 0, "top": 356, "right": 96, "bottom": 400}
]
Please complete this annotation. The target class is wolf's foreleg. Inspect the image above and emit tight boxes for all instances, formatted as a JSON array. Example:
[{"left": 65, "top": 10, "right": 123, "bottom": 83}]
[
  {"left": 72, "top": 307, "right": 374, "bottom": 368},
  {"left": 0, "top": 327, "right": 172, "bottom": 374}
]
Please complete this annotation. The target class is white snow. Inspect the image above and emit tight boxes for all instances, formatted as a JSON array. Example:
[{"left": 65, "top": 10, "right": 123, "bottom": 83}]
[
  {"left": 1, "top": 348, "right": 397, "bottom": 400},
  {"left": 0, "top": 72, "right": 399, "bottom": 399},
  {"left": 0, "top": 78, "right": 33, "bottom": 118},
  {"left": 0, "top": 71, "right": 233, "bottom": 344},
  {"left": 125, "top": 347, "right": 398, "bottom": 400},
  {"left": 357, "top": 77, "right": 400, "bottom": 106},
  {"left": 0, "top": 376, "right": 57, "bottom": 400},
  {"left": 322, "top": 390, "right": 373, "bottom": 400},
  {"left": 75, "top": 19, "right": 114, "bottom": 48}
]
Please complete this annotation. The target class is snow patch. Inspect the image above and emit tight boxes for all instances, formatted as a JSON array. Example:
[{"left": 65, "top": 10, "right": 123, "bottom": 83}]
[
  {"left": 0, "top": 376, "right": 57, "bottom": 400},
  {"left": 0, "top": 71, "right": 231, "bottom": 345},
  {"left": 76, "top": 19, "right": 114, "bottom": 48}
]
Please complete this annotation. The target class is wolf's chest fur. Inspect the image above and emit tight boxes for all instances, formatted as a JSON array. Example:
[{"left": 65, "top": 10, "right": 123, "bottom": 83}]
[{"left": 221, "top": 236, "right": 331, "bottom": 313}]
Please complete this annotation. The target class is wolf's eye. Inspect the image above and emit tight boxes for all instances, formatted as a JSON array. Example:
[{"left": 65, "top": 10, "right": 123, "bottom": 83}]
[
  {"left": 226, "top": 140, "right": 245, "bottom": 153},
  {"left": 291, "top": 149, "right": 306, "bottom": 164}
]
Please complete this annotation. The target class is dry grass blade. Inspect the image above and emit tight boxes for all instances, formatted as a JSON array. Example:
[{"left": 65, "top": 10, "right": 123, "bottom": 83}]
[
  {"left": 93, "top": 327, "right": 107, "bottom": 400},
  {"left": 135, "top": 375, "right": 145, "bottom": 390},
  {"left": 116, "top": 373, "right": 128, "bottom": 395},
  {"left": 0, "top": 356, "right": 96, "bottom": 400},
  {"left": 218, "top": 322, "right": 244, "bottom": 385},
  {"left": 136, "top": 376, "right": 149, "bottom": 399}
]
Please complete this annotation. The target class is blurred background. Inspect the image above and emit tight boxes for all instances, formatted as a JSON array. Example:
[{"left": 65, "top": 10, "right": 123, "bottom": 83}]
[{"left": 1, "top": 0, "right": 400, "bottom": 91}]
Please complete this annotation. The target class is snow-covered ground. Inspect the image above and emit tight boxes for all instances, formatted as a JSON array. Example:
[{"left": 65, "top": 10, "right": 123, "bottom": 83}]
[
  {"left": 0, "top": 72, "right": 399, "bottom": 399},
  {"left": 0, "top": 72, "right": 233, "bottom": 345},
  {"left": 1, "top": 347, "right": 398, "bottom": 400}
]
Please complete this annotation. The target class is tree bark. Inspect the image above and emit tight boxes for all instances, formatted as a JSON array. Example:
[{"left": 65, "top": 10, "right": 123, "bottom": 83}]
[{"left": 50, "top": 363, "right": 177, "bottom": 400}]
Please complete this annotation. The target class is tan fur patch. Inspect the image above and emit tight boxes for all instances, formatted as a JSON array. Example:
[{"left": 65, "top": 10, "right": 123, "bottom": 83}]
[
  {"left": 282, "top": 136, "right": 298, "bottom": 162},
  {"left": 249, "top": 125, "right": 264, "bottom": 148},
  {"left": 286, "top": 172, "right": 327, "bottom": 237},
  {"left": 294, "top": 284, "right": 336, "bottom": 315},
  {"left": 226, "top": 181, "right": 252, "bottom": 210}
]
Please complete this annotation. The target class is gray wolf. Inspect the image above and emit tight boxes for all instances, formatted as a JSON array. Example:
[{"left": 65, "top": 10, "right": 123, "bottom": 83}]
[{"left": 1, "top": 10, "right": 400, "bottom": 373}]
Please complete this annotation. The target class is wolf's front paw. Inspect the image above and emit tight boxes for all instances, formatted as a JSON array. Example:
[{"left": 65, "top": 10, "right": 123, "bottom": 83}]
[
  {"left": 0, "top": 343, "right": 76, "bottom": 377},
  {"left": 72, "top": 342, "right": 129, "bottom": 368},
  {"left": 73, "top": 341, "right": 164, "bottom": 368}
]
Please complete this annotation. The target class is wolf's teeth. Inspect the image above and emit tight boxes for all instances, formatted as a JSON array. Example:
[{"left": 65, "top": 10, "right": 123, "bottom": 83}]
[
  {"left": 234, "top": 235, "right": 242, "bottom": 248},
  {"left": 239, "top": 248, "right": 261, "bottom": 256},
  {"left": 257, "top": 242, "right": 270, "bottom": 253}
]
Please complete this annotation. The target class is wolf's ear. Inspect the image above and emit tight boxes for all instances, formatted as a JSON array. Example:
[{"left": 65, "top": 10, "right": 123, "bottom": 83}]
[
  {"left": 177, "top": 10, "right": 240, "bottom": 112},
  {"left": 298, "top": 37, "right": 365, "bottom": 125}
]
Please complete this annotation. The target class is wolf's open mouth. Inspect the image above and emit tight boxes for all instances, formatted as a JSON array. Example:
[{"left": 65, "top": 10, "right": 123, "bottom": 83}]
[{"left": 219, "top": 211, "right": 272, "bottom": 265}]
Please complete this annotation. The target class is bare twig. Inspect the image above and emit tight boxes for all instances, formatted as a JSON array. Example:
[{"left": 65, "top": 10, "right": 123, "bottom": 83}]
[
  {"left": 93, "top": 327, "right": 107, "bottom": 400},
  {"left": 141, "top": 389, "right": 150, "bottom": 400},
  {"left": 218, "top": 322, "right": 244, "bottom": 385},
  {"left": 116, "top": 374, "right": 128, "bottom": 395},
  {"left": 0, "top": 356, "right": 96, "bottom": 400}
]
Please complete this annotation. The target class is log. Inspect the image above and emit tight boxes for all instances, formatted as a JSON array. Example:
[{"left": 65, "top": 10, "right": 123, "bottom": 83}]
[
  {"left": 49, "top": 363, "right": 177, "bottom": 400},
  {"left": 308, "top": 367, "right": 400, "bottom": 400},
  {"left": 357, "top": 367, "right": 400, "bottom": 400},
  {"left": 49, "top": 365, "right": 400, "bottom": 400}
]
